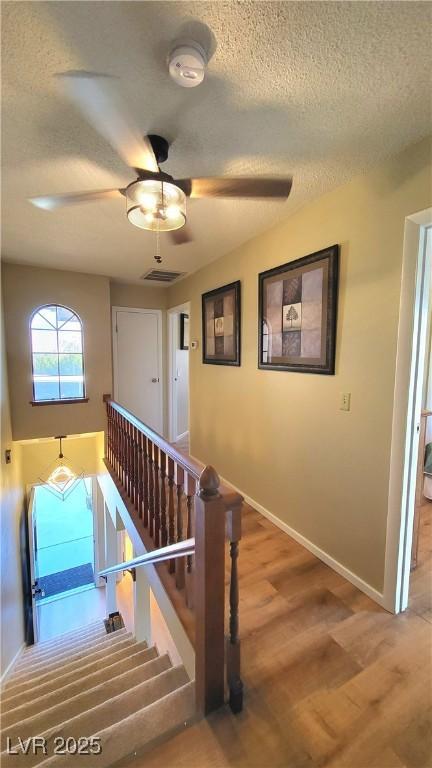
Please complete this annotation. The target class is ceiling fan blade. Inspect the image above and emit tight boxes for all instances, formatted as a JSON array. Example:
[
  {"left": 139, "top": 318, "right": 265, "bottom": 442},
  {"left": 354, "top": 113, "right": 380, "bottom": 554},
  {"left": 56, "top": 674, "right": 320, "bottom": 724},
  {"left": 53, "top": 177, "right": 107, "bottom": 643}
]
[
  {"left": 175, "top": 177, "right": 293, "bottom": 199},
  {"left": 169, "top": 224, "right": 194, "bottom": 245},
  {"left": 57, "top": 71, "right": 159, "bottom": 173},
  {"left": 29, "top": 188, "right": 124, "bottom": 211}
]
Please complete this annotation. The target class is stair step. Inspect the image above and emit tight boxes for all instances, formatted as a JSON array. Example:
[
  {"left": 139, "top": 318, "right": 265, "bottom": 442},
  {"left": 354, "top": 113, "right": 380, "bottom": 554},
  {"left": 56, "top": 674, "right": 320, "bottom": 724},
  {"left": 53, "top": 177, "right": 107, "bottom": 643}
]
[
  {"left": 7, "top": 633, "right": 134, "bottom": 689},
  {"left": 11, "top": 629, "right": 130, "bottom": 683},
  {"left": 18, "top": 624, "right": 107, "bottom": 666},
  {"left": 16, "top": 623, "right": 118, "bottom": 665},
  {"left": 2, "top": 646, "right": 158, "bottom": 725},
  {"left": 3, "top": 666, "right": 189, "bottom": 767},
  {"left": 2, "top": 642, "right": 147, "bottom": 711},
  {"left": 22, "top": 621, "right": 104, "bottom": 655},
  {"left": 2, "top": 654, "right": 173, "bottom": 744},
  {"left": 36, "top": 682, "right": 195, "bottom": 768}
]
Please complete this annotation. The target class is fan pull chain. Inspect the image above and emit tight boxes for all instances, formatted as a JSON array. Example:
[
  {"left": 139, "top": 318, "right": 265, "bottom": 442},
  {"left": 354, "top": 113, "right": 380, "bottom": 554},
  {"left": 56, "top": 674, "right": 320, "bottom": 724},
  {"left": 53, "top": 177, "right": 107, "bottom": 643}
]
[{"left": 155, "top": 220, "right": 162, "bottom": 264}]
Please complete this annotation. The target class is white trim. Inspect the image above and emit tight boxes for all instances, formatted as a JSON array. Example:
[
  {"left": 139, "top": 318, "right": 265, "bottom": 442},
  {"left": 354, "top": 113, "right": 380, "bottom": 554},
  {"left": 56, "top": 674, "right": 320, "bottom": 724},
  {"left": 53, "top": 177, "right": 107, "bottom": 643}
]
[
  {"left": 384, "top": 209, "right": 432, "bottom": 613},
  {"left": 27, "top": 486, "right": 39, "bottom": 643},
  {"left": 1, "top": 642, "right": 26, "bottom": 688},
  {"left": 174, "top": 430, "right": 189, "bottom": 443},
  {"left": 112, "top": 306, "right": 164, "bottom": 434},
  {"left": 215, "top": 469, "right": 386, "bottom": 607},
  {"left": 168, "top": 302, "right": 190, "bottom": 442}
]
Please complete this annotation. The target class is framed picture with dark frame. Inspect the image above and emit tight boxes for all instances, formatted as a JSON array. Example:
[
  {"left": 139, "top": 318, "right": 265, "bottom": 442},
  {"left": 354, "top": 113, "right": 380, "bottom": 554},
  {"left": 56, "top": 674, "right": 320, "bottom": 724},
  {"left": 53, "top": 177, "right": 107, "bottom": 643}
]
[
  {"left": 258, "top": 245, "right": 339, "bottom": 374},
  {"left": 202, "top": 280, "right": 241, "bottom": 366},
  {"left": 179, "top": 313, "right": 189, "bottom": 350}
]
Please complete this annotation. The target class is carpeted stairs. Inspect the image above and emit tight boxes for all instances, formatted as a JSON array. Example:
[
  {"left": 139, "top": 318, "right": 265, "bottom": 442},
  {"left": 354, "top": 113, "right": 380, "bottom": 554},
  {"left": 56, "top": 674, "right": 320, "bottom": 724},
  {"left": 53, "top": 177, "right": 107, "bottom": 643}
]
[{"left": 1, "top": 620, "right": 194, "bottom": 767}]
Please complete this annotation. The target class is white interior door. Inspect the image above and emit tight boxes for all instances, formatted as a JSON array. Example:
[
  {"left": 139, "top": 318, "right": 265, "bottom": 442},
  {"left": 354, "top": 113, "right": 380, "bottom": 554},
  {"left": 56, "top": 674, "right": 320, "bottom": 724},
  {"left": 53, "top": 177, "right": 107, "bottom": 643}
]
[{"left": 113, "top": 308, "right": 163, "bottom": 433}]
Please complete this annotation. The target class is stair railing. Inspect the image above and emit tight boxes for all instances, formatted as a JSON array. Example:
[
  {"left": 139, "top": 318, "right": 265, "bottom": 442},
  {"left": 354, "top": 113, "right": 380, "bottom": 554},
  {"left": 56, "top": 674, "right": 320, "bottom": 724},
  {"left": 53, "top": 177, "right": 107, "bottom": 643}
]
[
  {"left": 104, "top": 398, "right": 243, "bottom": 716},
  {"left": 99, "top": 539, "right": 196, "bottom": 576}
]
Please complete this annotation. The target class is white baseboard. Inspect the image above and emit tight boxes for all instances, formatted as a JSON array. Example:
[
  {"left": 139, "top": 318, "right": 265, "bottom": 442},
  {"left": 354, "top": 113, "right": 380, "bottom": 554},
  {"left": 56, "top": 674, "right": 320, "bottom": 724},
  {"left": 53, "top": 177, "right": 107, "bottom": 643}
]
[
  {"left": 219, "top": 473, "right": 386, "bottom": 609},
  {"left": 0, "top": 641, "right": 26, "bottom": 688}
]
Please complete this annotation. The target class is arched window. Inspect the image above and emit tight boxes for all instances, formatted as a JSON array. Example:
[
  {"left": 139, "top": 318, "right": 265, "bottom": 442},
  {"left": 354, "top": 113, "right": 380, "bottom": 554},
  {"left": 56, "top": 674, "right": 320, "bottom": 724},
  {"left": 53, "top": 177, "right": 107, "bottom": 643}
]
[{"left": 31, "top": 305, "right": 85, "bottom": 402}]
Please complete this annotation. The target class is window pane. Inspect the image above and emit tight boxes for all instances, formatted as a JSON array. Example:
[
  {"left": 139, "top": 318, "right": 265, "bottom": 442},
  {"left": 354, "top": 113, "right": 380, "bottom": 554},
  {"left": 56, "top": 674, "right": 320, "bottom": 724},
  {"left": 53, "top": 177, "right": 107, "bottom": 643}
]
[
  {"left": 58, "top": 331, "right": 82, "bottom": 353},
  {"left": 31, "top": 312, "right": 54, "bottom": 330},
  {"left": 31, "top": 330, "right": 58, "bottom": 353},
  {"left": 61, "top": 317, "right": 82, "bottom": 332},
  {"left": 59, "top": 353, "right": 83, "bottom": 376},
  {"left": 33, "top": 353, "right": 59, "bottom": 376},
  {"left": 31, "top": 305, "right": 85, "bottom": 402},
  {"left": 40, "top": 307, "right": 57, "bottom": 328},
  {"left": 60, "top": 378, "right": 84, "bottom": 399},
  {"left": 57, "top": 307, "right": 73, "bottom": 327},
  {"left": 34, "top": 378, "right": 60, "bottom": 401}
]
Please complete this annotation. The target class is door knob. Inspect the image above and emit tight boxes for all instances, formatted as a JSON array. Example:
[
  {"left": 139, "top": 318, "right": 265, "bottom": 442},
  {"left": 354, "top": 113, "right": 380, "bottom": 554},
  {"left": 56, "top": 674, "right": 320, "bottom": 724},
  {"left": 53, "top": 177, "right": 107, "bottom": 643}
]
[{"left": 151, "top": 377, "right": 159, "bottom": 383}]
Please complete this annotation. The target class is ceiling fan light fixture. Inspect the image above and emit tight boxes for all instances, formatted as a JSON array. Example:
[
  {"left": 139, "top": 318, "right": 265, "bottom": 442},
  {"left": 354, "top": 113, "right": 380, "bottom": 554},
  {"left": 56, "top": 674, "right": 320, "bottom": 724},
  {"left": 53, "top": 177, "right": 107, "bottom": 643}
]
[{"left": 126, "top": 179, "right": 186, "bottom": 231}]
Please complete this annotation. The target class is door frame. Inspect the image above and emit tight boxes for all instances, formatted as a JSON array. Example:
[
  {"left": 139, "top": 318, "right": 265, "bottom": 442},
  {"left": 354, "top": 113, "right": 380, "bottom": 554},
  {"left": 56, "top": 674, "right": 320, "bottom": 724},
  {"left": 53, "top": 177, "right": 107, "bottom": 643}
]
[
  {"left": 112, "top": 306, "right": 164, "bottom": 434},
  {"left": 384, "top": 208, "right": 432, "bottom": 613},
  {"left": 168, "top": 302, "right": 190, "bottom": 443},
  {"left": 27, "top": 486, "right": 39, "bottom": 643}
]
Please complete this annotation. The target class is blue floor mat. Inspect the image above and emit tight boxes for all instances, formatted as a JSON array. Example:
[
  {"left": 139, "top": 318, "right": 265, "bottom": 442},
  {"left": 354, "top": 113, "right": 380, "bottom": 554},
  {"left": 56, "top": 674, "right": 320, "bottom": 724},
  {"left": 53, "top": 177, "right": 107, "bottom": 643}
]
[{"left": 36, "top": 562, "right": 94, "bottom": 600}]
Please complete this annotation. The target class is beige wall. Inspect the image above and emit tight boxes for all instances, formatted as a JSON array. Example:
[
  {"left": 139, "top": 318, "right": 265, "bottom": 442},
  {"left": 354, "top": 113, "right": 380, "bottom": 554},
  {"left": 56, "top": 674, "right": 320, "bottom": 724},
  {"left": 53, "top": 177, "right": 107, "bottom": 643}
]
[
  {"left": 110, "top": 281, "right": 167, "bottom": 311},
  {"left": 2, "top": 264, "right": 112, "bottom": 441},
  {"left": 168, "top": 136, "right": 432, "bottom": 593},
  {"left": 1, "top": 280, "right": 25, "bottom": 678},
  {"left": 19, "top": 432, "right": 105, "bottom": 489}
]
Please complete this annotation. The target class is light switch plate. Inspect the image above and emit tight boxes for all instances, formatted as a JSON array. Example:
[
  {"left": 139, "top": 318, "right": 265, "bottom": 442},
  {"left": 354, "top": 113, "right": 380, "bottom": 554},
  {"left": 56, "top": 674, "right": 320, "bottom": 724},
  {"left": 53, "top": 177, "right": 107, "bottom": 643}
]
[{"left": 340, "top": 392, "right": 351, "bottom": 411}]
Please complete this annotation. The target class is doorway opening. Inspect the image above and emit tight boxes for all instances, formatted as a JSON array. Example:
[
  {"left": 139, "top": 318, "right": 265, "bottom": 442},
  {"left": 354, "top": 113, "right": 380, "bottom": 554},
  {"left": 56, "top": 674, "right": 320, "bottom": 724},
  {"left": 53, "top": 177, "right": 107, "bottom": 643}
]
[
  {"left": 386, "top": 210, "right": 432, "bottom": 614},
  {"left": 409, "top": 225, "right": 432, "bottom": 616},
  {"left": 168, "top": 302, "right": 190, "bottom": 448},
  {"left": 32, "top": 478, "right": 95, "bottom": 605}
]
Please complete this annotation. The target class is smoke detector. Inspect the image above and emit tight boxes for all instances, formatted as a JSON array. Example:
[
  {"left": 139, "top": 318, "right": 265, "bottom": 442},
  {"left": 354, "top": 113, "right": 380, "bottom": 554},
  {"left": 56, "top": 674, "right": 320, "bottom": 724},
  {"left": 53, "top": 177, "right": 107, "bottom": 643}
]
[{"left": 168, "top": 42, "right": 207, "bottom": 88}]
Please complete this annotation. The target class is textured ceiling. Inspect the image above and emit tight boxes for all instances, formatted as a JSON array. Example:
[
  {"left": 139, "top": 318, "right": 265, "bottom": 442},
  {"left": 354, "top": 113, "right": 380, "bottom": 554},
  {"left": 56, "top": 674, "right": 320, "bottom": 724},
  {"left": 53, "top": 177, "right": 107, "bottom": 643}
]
[{"left": 1, "top": 1, "right": 431, "bottom": 283}]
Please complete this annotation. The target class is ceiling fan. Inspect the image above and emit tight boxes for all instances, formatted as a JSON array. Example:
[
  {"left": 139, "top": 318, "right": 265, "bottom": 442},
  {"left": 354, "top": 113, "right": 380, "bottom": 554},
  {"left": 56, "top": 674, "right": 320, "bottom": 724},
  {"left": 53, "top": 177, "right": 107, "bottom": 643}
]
[{"left": 29, "top": 72, "right": 293, "bottom": 247}]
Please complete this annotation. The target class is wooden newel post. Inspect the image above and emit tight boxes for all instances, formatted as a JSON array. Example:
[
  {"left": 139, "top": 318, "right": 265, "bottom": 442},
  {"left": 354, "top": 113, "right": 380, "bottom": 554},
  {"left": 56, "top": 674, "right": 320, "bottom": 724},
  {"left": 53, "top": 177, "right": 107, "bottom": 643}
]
[{"left": 194, "top": 465, "right": 226, "bottom": 717}]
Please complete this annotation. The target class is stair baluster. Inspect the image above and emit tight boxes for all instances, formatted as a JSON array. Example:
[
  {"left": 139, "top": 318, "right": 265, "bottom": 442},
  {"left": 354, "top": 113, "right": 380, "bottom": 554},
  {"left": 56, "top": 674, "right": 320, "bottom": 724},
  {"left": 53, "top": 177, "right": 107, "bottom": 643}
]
[
  {"left": 160, "top": 451, "right": 168, "bottom": 547},
  {"left": 119, "top": 416, "right": 126, "bottom": 488},
  {"left": 130, "top": 425, "right": 135, "bottom": 506},
  {"left": 175, "top": 466, "right": 185, "bottom": 589},
  {"left": 137, "top": 428, "right": 143, "bottom": 519},
  {"left": 226, "top": 505, "right": 243, "bottom": 714},
  {"left": 167, "top": 458, "right": 175, "bottom": 573},
  {"left": 185, "top": 473, "right": 195, "bottom": 608},
  {"left": 148, "top": 440, "right": 155, "bottom": 538},
  {"left": 125, "top": 418, "right": 131, "bottom": 497},
  {"left": 143, "top": 433, "right": 149, "bottom": 528},
  {"left": 153, "top": 445, "right": 161, "bottom": 547}
]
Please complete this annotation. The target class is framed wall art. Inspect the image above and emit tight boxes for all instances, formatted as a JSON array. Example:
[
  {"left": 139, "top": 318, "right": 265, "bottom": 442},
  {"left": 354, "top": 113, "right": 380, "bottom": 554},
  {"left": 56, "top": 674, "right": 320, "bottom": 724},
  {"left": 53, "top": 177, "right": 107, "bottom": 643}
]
[
  {"left": 202, "top": 280, "right": 241, "bottom": 366},
  {"left": 258, "top": 245, "right": 339, "bottom": 374},
  {"left": 180, "top": 313, "right": 189, "bottom": 350}
]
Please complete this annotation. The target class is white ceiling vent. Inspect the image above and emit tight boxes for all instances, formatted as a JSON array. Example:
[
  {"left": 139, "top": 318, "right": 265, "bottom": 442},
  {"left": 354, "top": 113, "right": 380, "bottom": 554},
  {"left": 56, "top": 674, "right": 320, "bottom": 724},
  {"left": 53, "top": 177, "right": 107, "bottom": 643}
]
[{"left": 140, "top": 269, "right": 186, "bottom": 285}]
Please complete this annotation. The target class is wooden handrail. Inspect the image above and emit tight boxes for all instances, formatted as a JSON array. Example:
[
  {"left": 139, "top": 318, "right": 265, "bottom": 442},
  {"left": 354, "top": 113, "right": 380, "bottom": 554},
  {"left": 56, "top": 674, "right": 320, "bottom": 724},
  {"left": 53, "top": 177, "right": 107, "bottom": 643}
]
[{"left": 104, "top": 398, "right": 244, "bottom": 717}]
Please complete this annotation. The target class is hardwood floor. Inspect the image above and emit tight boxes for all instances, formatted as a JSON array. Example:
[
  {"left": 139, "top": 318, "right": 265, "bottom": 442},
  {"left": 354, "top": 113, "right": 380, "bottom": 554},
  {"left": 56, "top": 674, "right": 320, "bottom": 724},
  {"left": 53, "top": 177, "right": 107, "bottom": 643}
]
[
  {"left": 127, "top": 504, "right": 432, "bottom": 768},
  {"left": 410, "top": 502, "right": 432, "bottom": 624}
]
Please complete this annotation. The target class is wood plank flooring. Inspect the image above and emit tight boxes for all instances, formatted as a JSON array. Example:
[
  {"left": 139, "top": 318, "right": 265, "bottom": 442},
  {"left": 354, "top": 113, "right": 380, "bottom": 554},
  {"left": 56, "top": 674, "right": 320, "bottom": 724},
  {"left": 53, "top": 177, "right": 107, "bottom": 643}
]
[{"left": 127, "top": 503, "right": 432, "bottom": 768}]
